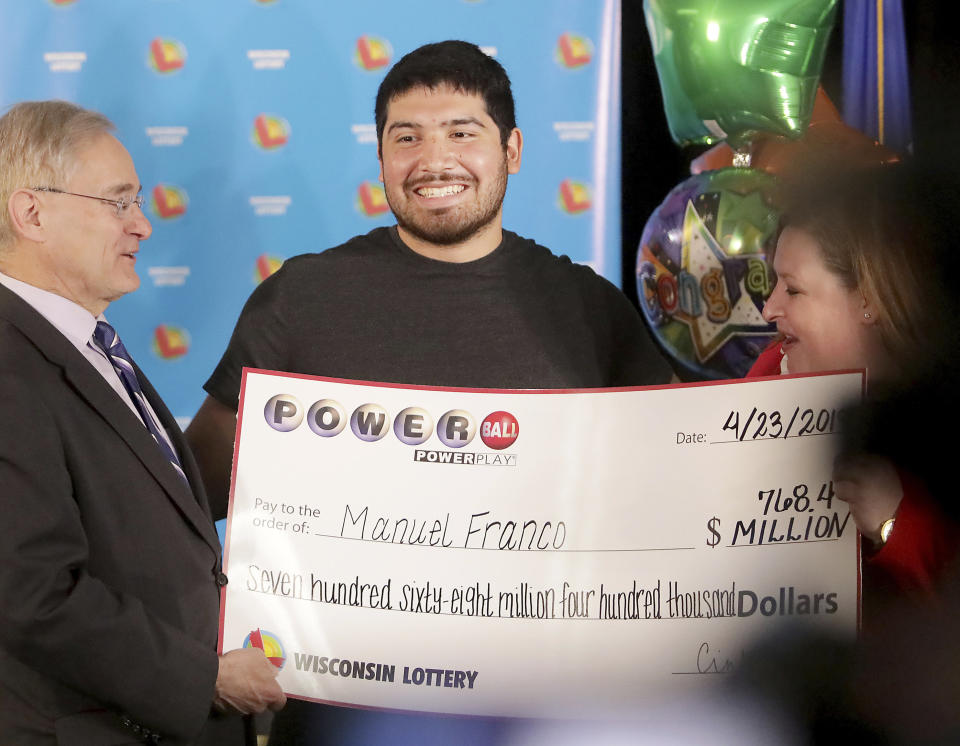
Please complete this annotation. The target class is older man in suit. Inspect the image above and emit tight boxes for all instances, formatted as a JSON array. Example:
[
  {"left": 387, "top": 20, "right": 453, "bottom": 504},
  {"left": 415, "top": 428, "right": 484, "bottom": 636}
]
[{"left": 0, "top": 101, "right": 285, "bottom": 744}]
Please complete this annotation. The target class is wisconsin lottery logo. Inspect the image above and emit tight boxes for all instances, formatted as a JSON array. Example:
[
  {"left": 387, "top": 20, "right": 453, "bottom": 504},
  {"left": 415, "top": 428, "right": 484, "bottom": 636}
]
[
  {"left": 243, "top": 628, "right": 286, "bottom": 669},
  {"left": 252, "top": 114, "right": 290, "bottom": 150},
  {"left": 254, "top": 254, "right": 284, "bottom": 284},
  {"left": 354, "top": 36, "right": 392, "bottom": 71},
  {"left": 356, "top": 181, "right": 389, "bottom": 217},
  {"left": 555, "top": 33, "right": 593, "bottom": 68},
  {"left": 558, "top": 179, "right": 592, "bottom": 214},
  {"left": 263, "top": 394, "right": 519, "bottom": 463},
  {"left": 148, "top": 38, "right": 187, "bottom": 74},
  {"left": 150, "top": 184, "right": 188, "bottom": 219},
  {"left": 152, "top": 325, "right": 190, "bottom": 359}
]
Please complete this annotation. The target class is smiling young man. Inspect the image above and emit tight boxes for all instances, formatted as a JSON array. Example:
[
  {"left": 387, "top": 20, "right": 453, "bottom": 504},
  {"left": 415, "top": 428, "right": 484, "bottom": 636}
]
[
  {"left": 0, "top": 100, "right": 285, "bottom": 745},
  {"left": 186, "top": 40, "right": 670, "bottom": 744},
  {"left": 378, "top": 82, "right": 521, "bottom": 262},
  {"left": 190, "top": 41, "right": 669, "bottom": 476}
]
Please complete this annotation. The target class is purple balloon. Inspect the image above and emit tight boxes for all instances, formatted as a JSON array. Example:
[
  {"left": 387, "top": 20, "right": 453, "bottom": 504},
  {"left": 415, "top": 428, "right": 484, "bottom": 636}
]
[{"left": 636, "top": 168, "right": 780, "bottom": 380}]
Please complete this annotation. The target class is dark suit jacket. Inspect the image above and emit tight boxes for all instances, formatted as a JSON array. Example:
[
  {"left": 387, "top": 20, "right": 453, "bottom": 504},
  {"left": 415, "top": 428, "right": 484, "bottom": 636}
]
[{"left": 0, "top": 285, "right": 243, "bottom": 745}]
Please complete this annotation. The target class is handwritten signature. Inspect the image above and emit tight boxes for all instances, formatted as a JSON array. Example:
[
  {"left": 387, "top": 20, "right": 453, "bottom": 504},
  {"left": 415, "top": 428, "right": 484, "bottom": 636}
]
[{"left": 696, "top": 641, "right": 736, "bottom": 674}]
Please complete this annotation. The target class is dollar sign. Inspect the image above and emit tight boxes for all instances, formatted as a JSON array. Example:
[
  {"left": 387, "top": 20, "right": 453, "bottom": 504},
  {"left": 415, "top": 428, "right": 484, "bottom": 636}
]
[{"left": 706, "top": 517, "right": 721, "bottom": 548}]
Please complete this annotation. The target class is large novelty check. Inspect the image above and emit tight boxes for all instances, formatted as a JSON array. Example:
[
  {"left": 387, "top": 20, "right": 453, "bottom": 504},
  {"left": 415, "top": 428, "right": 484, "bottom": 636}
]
[{"left": 219, "top": 369, "right": 863, "bottom": 717}]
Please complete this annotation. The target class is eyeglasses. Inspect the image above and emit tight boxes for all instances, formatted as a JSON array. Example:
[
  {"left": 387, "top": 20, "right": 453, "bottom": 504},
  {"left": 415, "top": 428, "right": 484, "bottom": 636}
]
[{"left": 32, "top": 186, "right": 145, "bottom": 218}]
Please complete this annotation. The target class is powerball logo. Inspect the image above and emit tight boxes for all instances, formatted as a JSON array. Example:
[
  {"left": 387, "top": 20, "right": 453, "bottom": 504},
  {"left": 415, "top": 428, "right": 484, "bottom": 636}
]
[
  {"left": 252, "top": 114, "right": 290, "bottom": 150},
  {"left": 152, "top": 325, "right": 190, "bottom": 360},
  {"left": 148, "top": 38, "right": 187, "bottom": 74},
  {"left": 555, "top": 33, "right": 593, "bottom": 68},
  {"left": 263, "top": 395, "right": 519, "bottom": 466},
  {"left": 356, "top": 182, "right": 389, "bottom": 217},
  {"left": 354, "top": 36, "right": 392, "bottom": 71},
  {"left": 151, "top": 184, "right": 188, "bottom": 219}
]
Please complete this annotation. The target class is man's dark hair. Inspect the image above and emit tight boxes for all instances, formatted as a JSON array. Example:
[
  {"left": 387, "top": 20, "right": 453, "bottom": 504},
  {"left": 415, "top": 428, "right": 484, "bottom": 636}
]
[{"left": 375, "top": 40, "right": 516, "bottom": 150}]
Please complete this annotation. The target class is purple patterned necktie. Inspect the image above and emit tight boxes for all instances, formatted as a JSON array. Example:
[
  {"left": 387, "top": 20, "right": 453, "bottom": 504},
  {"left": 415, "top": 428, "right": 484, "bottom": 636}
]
[{"left": 91, "top": 321, "right": 187, "bottom": 482}]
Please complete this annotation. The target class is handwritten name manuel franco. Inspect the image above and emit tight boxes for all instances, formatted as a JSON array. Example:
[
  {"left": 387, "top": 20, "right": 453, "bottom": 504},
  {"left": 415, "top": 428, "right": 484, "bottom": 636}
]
[{"left": 340, "top": 504, "right": 569, "bottom": 551}]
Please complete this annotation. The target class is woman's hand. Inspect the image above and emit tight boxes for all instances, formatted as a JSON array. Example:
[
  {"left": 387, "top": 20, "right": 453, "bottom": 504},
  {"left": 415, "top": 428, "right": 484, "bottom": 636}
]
[{"left": 833, "top": 454, "right": 904, "bottom": 546}]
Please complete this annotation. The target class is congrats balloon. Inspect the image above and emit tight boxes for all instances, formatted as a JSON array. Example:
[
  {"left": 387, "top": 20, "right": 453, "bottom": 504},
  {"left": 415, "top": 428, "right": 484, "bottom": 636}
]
[
  {"left": 636, "top": 168, "right": 779, "bottom": 380},
  {"left": 644, "top": 0, "right": 838, "bottom": 147}
]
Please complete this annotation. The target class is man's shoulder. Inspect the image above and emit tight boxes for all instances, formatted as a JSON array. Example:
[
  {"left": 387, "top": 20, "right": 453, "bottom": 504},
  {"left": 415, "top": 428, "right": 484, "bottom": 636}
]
[
  {"left": 502, "top": 230, "right": 618, "bottom": 290},
  {"left": 0, "top": 317, "right": 29, "bottom": 359},
  {"left": 259, "top": 227, "right": 396, "bottom": 289},
  {"left": 0, "top": 317, "right": 56, "bottom": 391},
  {"left": 286, "top": 227, "right": 395, "bottom": 267},
  {"left": 502, "top": 230, "right": 565, "bottom": 264},
  {"left": 0, "top": 291, "right": 58, "bottom": 368}
]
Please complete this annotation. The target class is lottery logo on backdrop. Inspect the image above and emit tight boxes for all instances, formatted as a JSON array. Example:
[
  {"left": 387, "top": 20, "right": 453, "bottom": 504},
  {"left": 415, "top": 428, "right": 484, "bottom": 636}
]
[
  {"left": 555, "top": 33, "right": 593, "bottom": 68},
  {"left": 148, "top": 38, "right": 186, "bottom": 74},
  {"left": 252, "top": 114, "right": 290, "bottom": 150},
  {"left": 558, "top": 179, "right": 592, "bottom": 214},
  {"left": 248, "top": 49, "right": 289, "bottom": 70},
  {"left": 148, "top": 267, "right": 190, "bottom": 288},
  {"left": 249, "top": 196, "right": 291, "bottom": 216},
  {"left": 254, "top": 254, "right": 284, "bottom": 284},
  {"left": 263, "top": 394, "right": 518, "bottom": 464},
  {"left": 152, "top": 325, "right": 190, "bottom": 360},
  {"left": 354, "top": 36, "right": 392, "bottom": 71},
  {"left": 146, "top": 126, "right": 188, "bottom": 147},
  {"left": 44, "top": 52, "right": 85, "bottom": 73},
  {"left": 356, "top": 182, "right": 389, "bottom": 217},
  {"left": 243, "top": 629, "right": 286, "bottom": 669},
  {"left": 150, "top": 184, "right": 188, "bottom": 220},
  {"left": 48, "top": 0, "right": 76, "bottom": 6}
]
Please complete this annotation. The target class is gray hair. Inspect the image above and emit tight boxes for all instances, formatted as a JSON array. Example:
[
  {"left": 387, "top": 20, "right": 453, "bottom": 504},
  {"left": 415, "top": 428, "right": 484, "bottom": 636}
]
[{"left": 0, "top": 100, "right": 114, "bottom": 247}]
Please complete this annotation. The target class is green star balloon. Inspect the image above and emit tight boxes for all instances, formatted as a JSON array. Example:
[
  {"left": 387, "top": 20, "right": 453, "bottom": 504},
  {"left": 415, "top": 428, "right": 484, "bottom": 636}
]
[{"left": 644, "top": 0, "right": 838, "bottom": 147}]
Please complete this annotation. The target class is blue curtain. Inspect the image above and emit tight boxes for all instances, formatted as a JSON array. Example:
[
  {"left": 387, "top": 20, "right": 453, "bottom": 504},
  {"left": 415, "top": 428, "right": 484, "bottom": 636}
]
[{"left": 842, "top": 0, "right": 912, "bottom": 154}]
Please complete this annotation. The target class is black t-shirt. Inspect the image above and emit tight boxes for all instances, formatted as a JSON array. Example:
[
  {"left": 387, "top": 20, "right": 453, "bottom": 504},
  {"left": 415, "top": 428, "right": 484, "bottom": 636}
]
[{"left": 205, "top": 226, "right": 670, "bottom": 408}]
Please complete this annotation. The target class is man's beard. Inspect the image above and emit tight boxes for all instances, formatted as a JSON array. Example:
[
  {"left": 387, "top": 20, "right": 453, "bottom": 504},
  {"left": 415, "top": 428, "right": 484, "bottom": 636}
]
[{"left": 386, "top": 162, "right": 508, "bottom": 247}]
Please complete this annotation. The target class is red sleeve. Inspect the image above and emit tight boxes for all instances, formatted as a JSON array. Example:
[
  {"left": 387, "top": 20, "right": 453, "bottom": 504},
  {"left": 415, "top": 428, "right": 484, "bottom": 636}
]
[
  {"left": 746, "top": 342, "right": 783, "bottom": 378},
  {"left": 868, "top": 470, "right": 960, "bottom": 594}
]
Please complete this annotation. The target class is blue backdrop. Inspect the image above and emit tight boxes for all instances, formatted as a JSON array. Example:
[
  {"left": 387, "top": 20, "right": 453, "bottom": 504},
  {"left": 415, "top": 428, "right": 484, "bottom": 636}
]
[{"left": 0, "top": 0, "right": 622, "bottom": 423}]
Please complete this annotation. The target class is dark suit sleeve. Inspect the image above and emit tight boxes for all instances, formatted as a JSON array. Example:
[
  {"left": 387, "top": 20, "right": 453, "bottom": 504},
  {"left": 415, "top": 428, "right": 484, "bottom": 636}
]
[{"left": 0, "top": 373, "right": 219, "bottom": 740}]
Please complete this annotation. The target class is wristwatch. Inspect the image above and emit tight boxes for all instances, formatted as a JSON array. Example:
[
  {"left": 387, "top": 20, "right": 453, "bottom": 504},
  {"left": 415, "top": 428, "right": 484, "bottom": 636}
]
[{"left": 878, "top": 517, "right": 896, "bottom": 545}]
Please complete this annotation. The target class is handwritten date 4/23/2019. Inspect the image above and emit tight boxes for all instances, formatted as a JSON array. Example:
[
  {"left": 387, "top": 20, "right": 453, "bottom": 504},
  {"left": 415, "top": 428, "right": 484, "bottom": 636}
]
[{"left": 720, "top": 406, "right": 838, "bottom": 442}]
